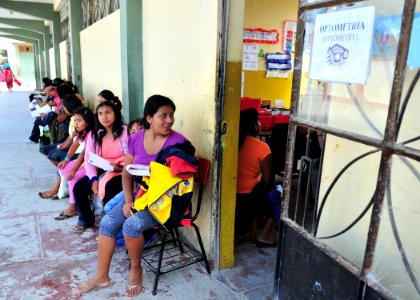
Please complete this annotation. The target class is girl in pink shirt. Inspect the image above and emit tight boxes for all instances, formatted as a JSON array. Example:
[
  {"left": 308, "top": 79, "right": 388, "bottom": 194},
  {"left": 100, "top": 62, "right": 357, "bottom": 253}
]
[{"left": 73, "top": 100, "right": 128, "bottom": 232}]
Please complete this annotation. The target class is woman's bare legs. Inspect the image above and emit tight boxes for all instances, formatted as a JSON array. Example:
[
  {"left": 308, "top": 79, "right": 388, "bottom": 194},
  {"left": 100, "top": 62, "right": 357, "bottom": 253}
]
[
  {"left": 257, "top": 218, "right": 275, "bottom": 244},
  {"left": 74, "top": 234, "right": 115, "bottom": 294},
  {"left": 39, "top": 176, "right": 60, "bottom": 198},
  {"left": 124, "top": 235, "right": 145, "bottom": 297},
  {"left": 63, "top": 203, "right": 77, "bottom": 216}
]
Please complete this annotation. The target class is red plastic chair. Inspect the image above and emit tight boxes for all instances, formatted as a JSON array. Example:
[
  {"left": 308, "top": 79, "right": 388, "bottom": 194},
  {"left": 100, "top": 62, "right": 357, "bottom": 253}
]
[{"left": 141, "top": 157, "right": 211, "bottom": 295}]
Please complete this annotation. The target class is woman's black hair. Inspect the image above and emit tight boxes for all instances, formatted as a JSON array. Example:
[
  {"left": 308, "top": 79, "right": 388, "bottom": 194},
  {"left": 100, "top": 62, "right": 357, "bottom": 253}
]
[
  {"left": 43, "top": 80, "right": 52, "bottom": 88},
  {"left": 73, "top": 106, "right": 94, "bottom": 141},
  {"left": 238, "top": 108, "right": 259, "bottom": 149},
  {"left": 65, "top": 81, "right": 79, "bottom": 94},
  {"left": 143, "top": 95, "right": 176, "bottom": 129},
  {"left": 93, "top": 100, "right": 124, "bottom": 147},
  {"left": 62, "top": 94, "right": 83, "bottom": 115},
  {"left": 56, "top": 84, "right": 74, "bottom": 99},
  {"left": 98, "top": 89, "right": 115, "bottom": 101},
  {"left": 98, "top": 89, "right": 122, "bottom": 111},
  {"left": 52, "top": 77, "right": 64, "bottom": 87}
]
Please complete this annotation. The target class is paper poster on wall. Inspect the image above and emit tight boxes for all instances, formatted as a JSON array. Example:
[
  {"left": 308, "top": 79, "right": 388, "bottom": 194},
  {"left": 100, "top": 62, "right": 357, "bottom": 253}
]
[
  {"left": 242, "top": 43, "right": 259, "bottom": 71},
  {"left": 282, "top": 20, "right": 297, "bottom": 52},
  {"left": 309, "top": 6, "right": 375, "bottom": 84},
  {"left": 243, "top": 28, "right": 279, "bottom": 44}
]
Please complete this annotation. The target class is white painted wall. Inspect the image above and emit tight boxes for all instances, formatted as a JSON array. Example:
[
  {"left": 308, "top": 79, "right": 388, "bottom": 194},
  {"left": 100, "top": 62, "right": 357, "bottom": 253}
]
[
  {"left": 49, "top": 47, "right": 55, "bottom": 79},
  {"left": 80, "top": 10, "right": 122, "bottom": 109},
  {"left": 59, "top": 40, "right": 68, "bottom": 81},
  {"left": 143, "top": 0, "right": 221, "bottom": 254},
  {"left": 59, "top": 40, "right": 70, "bottom": 80}
]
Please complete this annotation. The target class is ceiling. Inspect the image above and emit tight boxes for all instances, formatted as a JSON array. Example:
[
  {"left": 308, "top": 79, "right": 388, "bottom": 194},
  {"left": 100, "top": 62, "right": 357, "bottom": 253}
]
[
  {"left": 0, "top": 0, "right": 55, "bottom": 44},
  {"left": 0, "top": 0, "right": 54, "bottom": 20}
]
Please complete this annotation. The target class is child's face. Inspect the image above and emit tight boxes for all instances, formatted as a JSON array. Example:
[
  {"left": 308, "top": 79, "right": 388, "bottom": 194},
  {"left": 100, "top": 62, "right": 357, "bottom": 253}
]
[
  {"left": 73, "top": 114, "right": 88, "bottom": 132},
  {"left": 129, "top": 123, "right": 143, "bottom": 135}
]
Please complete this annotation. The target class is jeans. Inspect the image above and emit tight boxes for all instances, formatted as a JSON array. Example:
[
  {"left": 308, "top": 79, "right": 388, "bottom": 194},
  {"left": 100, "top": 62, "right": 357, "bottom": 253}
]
[
  {"left": 99, "top": 199, "right": 159, "bottom": 238},
  {"left": 28, "top": 112, "right": 57, "bottom": 142},
  {"left": 28, "top": 117, "right": 41, "bottom": 142},
  {"left": 74, "top": 175, "right": 123, "bottom": 228}
]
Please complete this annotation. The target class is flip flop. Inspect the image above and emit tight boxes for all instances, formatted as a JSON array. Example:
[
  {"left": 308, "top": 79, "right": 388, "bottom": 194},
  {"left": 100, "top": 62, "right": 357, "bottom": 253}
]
[
  {"left": 72, "top": 225, "right": 88, "bottom": 232},
  {"left": 72, "top": 280, "right": 110, "bottom": 295},
  {"left": 124, "top": 284, "right": 142, "bottom": 297},
  {"left": 38, "top": 191, "right": 53, "bottom": 199},
  {"left": 124, "top": 269, "right": 145, "bottom": 297},
  {"left": 72, "top": 225, "right": 94, "bottom": 233},
  {"left": 54, "top": 212, "right": 76, "bottom": 220}
]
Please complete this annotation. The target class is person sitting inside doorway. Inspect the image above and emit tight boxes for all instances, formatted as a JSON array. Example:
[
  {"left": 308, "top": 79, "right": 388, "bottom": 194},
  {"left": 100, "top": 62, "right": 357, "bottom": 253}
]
[{"left": 236, "top": 108, "right": 276, "bottom": 247}]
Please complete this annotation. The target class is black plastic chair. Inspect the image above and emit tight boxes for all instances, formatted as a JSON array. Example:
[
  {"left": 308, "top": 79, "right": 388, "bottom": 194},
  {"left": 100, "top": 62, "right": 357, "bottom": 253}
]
[{"left": 141, "top": 157, "right": 211, "bottom": 295}]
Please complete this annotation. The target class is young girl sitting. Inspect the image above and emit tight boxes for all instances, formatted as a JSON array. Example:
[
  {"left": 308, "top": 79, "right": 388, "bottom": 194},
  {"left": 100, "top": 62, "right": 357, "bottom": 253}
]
[
  {"left": 54, "top": 107, "right": 95, "bottom": 220},
  {"left": 72, "top": 100, "right": 128, "bottom": 232}
]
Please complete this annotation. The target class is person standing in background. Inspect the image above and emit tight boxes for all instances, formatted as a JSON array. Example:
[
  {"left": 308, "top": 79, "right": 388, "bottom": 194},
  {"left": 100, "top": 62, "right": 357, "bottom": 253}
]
[{"left": 2, "top": 65, "right": 14, "bottom": 92}]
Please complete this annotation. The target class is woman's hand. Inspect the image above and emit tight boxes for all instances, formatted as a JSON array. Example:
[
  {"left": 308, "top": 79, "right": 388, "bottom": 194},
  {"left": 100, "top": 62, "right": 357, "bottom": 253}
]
[
  {"left": 57, "top": 160, "right": 68, "bottom": 169},
  {"left": 91, "top": 180, "right": 99, "bottom": 194},
  {"left": 67, "top": 168, "right": 76, "bottom": 180},
  {"left": 123, "top": 201, "right": 133, "bottom": 218},
  {"left": 112, "top": 164, "right": 123, "bottom": 173}
]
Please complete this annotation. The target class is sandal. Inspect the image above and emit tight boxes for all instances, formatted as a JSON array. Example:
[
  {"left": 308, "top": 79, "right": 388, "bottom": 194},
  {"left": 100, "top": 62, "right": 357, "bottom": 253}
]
[
  {"left": 73, "top": 280, "right": 110, "bottom": 295},
  {"left": 72, "top": 225, "right": 92, "bottom": 233},
  {"left": 124, "top": 284, "right": 142, "bottom": 297},
  {"left": 38, "top": 191, "right": 53, "bottom": 199},
  {"left": 54, "top": 212, "right": 76, "bottom": 220},
  {"left": 124, "top": 269, "right": 145, "bottom": 297}
]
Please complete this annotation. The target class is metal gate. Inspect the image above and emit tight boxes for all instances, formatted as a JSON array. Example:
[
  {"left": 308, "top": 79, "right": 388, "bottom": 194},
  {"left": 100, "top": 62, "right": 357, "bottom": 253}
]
[{"left": 274, "top": 0, "right": 419, "bottom": 298}]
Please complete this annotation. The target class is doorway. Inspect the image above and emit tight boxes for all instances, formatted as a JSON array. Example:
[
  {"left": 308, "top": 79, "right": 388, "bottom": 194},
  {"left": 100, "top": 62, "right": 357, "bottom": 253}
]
[{"left": 218, "top": 0, "right": 300, "bottom": 297}]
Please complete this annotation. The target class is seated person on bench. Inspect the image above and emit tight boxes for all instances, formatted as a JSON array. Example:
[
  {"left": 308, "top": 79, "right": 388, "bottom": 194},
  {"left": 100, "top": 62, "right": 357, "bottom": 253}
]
[
  {"left": 27, "top": 84, "right": 73, "bottom": 144},
  {"left": 236, "top": 108, "right": 276, "bottom": 247}
]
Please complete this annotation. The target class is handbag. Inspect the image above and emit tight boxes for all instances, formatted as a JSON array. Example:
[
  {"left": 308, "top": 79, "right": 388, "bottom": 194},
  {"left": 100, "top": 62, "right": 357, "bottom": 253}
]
[{"left": 14, "top": 78, "right": 21, "bottom": 86}]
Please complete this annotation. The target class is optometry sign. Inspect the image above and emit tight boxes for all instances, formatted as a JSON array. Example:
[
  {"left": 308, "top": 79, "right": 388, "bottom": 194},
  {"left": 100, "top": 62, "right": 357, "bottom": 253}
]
[{"left": 309, "top": 6, "right": 375, "bottom": 84}]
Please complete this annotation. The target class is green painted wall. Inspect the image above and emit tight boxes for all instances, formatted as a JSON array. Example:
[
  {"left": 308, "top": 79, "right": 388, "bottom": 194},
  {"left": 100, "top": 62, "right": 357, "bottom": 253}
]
[{"left": 18, "top": 52, "right": 35, "bottom": 80}]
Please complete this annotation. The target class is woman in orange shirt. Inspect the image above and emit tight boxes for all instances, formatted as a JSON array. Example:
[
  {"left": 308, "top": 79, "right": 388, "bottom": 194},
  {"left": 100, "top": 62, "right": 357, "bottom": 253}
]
[{"left": 236, "top": 108, "right": 276, "bottom": 247}]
